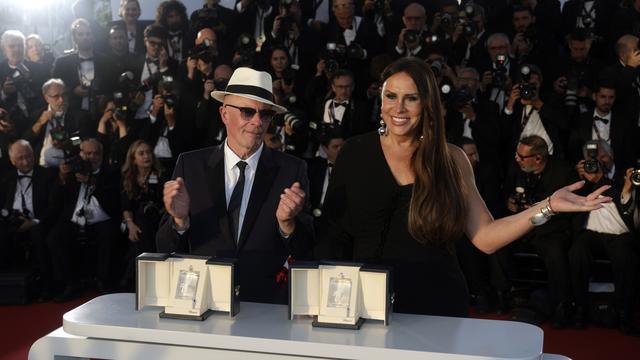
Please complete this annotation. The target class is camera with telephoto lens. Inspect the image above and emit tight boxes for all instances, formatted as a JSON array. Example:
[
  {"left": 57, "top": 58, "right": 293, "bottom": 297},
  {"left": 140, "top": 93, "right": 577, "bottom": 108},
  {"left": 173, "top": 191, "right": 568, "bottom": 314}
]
[
  {"left": 213, "top": 78, "right": 228, "bottom": 91},
  {"left": 346, "top": 43, "right": 366, "bottom": 60},
  {"left": 492, "top": 54, "right": 508, "bottom": 87},
  {"left": 630, "top": 159, "right": 640, "bottom": 187},
  {"left": 513, "top": 186, "right": 530, "bottom": 212},
  {"left": 404, "top": 29, "right": 420, "bottom": 47},
  {"left": 461, "top": 4, "right": 477, "bottom": 38},
  {"left": 518, "top": 65, "right": 536, "bottom": 101},
  {"left": 50, "top": 123, "right": 68, "bottom": 143},
  {"left": 324, "top": 43, "right": 347, "bottom": 75},
  {"left": 441, "top": 13, "right": 453, "bottom": 28},
  {"left": 0, "top": 208, "right": 26, "bottom": 228},
  {"left": 60, "top": 133, "right": 92, "bottom": 176},
  {"left": 234, "top": 34, "right": 256, "bottom": 67},
  {"left": 112, "top": 91, "right": 128, "bottom": 120},
  {"left": 450, "top": 87, "right": 474, "bottom": 110},
  {"left": 273, "top": 112, "right": 303, "bottom": 132},
  {"left": 430, "top": 60, "right": 443, "bottom": 77},
  {"left": 10, "top": 65, "right": 37, "bottom": 100},
  {"left": 583, "top": 142, "right": 600, "bottom": 174},
  {"left": 187, "top": 39, "right": 217, "bottom": 64}
]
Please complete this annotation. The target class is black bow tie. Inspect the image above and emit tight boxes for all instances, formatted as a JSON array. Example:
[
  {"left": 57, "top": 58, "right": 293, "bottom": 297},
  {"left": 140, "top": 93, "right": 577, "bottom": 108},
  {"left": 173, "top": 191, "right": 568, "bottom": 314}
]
[
  {"left": 333, "top": 101, "right": 348, "bottom": 108},
  {"left": 594, "top": 116, "right": 609, "bottom": 124},
  {"left": 18, "top": 174, "right": 31, "bottom": 180},
  {"left": 79, "top": 57, "right": 93, "bottom": 62}
]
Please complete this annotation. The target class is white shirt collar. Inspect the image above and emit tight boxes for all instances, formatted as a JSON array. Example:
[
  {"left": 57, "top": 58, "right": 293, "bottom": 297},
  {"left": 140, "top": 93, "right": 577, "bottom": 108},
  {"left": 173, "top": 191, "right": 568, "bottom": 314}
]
[
  {"left": 593, "top": 109, "right": 612, "bottom": 122},
  {"left": 223, "top": 140, "right": 263, "bottom": 174},
  {"left": 17, "top": 169, "right": 34, "bottom": 177}
]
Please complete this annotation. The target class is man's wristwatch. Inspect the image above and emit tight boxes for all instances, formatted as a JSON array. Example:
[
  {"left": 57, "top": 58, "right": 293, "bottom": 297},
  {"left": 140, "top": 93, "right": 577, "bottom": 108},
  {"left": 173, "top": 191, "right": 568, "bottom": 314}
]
[{"left": 530, "top": 197, "right": 556, "bottom": 226}]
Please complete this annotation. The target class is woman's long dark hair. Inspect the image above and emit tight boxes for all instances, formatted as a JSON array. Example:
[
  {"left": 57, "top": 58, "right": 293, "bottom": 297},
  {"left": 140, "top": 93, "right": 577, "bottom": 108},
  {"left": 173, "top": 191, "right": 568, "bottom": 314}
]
[{"left": 380, "top": 57, "right": 467, "bottom": 250}]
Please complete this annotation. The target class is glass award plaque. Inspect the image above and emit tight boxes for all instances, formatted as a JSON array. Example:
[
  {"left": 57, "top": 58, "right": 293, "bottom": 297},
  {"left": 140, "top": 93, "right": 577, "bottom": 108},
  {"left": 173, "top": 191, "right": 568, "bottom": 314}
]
[
  {"left": 327, "top": 273, "right": 352, "bottom": 313},
  {"left": 175, "top": 267, "right": 200, "bottom": 301}
]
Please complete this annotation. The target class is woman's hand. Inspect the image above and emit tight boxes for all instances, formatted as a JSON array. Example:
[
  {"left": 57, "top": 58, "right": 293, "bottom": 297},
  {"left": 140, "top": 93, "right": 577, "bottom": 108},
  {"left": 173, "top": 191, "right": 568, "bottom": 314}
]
[
  {"left": 549, "top": 181, "right": 611, "bottom": 213},
  {"left": 127, "top": 220, "right": 142, "bottom": 242}
]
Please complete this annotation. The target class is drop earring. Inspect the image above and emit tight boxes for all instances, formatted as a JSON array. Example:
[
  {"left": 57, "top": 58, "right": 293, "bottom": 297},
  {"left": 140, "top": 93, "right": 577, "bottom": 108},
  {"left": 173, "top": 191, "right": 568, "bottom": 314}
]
[{"left": 378, "top": 119, "right": 388, "bottom": 136}]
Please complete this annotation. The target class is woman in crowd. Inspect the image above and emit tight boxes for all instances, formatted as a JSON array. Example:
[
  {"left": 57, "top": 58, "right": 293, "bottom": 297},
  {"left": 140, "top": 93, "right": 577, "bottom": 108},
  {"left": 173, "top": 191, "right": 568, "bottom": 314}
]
[
  {"left": 25, "top": 34, "right": 54, "bottom": 71},
  {"left": 316, "top": 57, "right": 611, "bottom": 317},
  {"left": 114, "top": 0, "right": 146, "bottom": 55},
  {"left": 119, "top": 140, "right": 166, "bottom": 289}
]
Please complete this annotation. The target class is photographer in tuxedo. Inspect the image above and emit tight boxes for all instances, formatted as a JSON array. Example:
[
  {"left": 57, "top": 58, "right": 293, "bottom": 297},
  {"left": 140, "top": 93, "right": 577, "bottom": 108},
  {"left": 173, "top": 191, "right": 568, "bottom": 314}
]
[
  {"left": 46, "top": 138, "right": 120, "bottom": 302},
  {"left": 0, "top": 140, "right": 56, "bottom": 300},
  {"left": 504, "top": 135, "right": 578, "bottom": 328},
  {"left": 569, "top": 140, "right": 639, "bottom": 335},
  {"left": 0, "top": 30, "right": 47, "bottom": 134}
]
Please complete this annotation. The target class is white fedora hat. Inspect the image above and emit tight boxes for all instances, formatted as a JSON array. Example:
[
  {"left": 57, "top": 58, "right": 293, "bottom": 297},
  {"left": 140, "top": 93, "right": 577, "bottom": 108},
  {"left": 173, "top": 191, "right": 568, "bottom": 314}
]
[{"left": 211, "top": 67, "right": 287, "bottom": 113}]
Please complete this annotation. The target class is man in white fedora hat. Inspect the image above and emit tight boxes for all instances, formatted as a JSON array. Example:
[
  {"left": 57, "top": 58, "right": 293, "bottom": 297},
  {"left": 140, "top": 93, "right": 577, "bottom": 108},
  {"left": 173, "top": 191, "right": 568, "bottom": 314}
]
[{"left": 157, "top": 67, "right": 313, "bottom": 304}]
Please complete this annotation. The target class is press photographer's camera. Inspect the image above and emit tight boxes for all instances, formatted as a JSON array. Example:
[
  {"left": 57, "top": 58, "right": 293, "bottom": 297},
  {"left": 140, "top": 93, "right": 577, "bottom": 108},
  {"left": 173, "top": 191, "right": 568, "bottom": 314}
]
[
  {"left": 518, "top": 65, "right": 536, "bottom": 101},
  {"left": 404, "top": 29, "right": 420, "bottom": 47},
  {"left": 492, "top": 54, "right": 508, "bottom": 87},
  {"left": 583, "top": 142, "right": 599, "bottom": 174},
  {"left": 187, "top": 39, "right": 216, "bottom": 64}
]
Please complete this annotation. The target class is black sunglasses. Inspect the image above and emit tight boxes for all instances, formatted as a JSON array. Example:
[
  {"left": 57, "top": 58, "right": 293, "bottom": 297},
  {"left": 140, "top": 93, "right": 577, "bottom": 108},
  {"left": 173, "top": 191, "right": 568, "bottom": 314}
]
[{"left": 224, "top": 103, "right": 276, "bottom": 122}]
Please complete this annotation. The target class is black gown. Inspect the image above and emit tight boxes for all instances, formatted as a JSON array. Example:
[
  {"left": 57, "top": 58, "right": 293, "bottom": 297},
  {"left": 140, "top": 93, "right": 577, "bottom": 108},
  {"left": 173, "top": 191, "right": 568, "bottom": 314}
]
[{"left": 318, "top": 132, "right": 469, "bottom": 317}]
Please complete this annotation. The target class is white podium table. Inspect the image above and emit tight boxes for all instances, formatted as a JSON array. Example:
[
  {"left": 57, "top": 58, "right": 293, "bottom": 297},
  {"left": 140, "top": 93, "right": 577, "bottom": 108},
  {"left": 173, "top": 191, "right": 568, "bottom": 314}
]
[{"left": 29, "top": 293, "right": 544, "bottom": 360}]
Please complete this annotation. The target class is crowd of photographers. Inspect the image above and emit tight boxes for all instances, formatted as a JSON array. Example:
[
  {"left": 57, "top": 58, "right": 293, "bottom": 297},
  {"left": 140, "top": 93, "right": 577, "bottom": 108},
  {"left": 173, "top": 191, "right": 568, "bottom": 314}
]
[{"left": 0, "top": 0, "right": 640, "bottom": 333}]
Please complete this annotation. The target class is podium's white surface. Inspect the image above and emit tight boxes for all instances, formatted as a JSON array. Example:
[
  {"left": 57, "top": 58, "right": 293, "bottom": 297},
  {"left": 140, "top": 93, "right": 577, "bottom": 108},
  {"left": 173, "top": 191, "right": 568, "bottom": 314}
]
[{"left": 30, "top": 293, "right": 544, "bottom": 359}]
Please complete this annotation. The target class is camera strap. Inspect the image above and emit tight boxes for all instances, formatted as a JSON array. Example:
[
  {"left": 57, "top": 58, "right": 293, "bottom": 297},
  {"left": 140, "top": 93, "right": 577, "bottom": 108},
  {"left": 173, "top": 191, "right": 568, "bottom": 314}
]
[
  {"left": 520, "top": 106, "right": 535, "bottom": 127},
  {"left": 591, "top": 121, "right": 609, "bottom": 142}
]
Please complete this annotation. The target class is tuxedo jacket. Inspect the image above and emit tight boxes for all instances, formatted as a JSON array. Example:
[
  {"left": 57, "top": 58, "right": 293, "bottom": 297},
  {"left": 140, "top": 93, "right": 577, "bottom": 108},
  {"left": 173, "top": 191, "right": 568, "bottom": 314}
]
[
  {"left": 0, "top": 166, "right": 56, "bottom": 226},
  {"left": 51, "top": 163, "right": 121, "bottom": 224},
  {"left": 156, "top": 144, "right": 314, "bottom": 304},
  {"left": 312, "top": 97, "right": 372, "bottom": 139},
  {"left": 567, "top": 109, "right": 639, "bottom": 171},
  {"left": 306, "top": 156, "right": 330, "bottom": 211},
  {"left": 561, "top": 0, "right": 616, "bottom": 40},
  {"left": 24, "top": 107, "right": 95, "bottom": 161},
  {"left": 51, "top": 52, "right": 116, "bottom": 110},
  {"left": 0, "top": 60, "right": 48, "bottom": 122}
]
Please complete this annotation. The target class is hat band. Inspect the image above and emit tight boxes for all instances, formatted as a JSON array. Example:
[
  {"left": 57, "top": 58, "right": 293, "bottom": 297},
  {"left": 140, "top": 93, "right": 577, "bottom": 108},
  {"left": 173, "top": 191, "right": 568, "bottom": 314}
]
[{"left": 225, "top": 84, "right": 274, "bottom": 103}]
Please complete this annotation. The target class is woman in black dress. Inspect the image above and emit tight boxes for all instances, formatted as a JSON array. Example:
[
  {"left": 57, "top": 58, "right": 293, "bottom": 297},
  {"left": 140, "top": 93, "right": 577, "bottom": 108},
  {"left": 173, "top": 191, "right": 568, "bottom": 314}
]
[{"left": 317, "top": 57, "right": 611, "bottom": 317}]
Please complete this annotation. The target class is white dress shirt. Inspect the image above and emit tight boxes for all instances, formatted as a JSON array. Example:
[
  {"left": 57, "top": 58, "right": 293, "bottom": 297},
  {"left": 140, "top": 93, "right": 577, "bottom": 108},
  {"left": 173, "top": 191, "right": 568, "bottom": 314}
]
[
  {"left": 70, "top": 168, "right": 111, "bottom": 226},
  {"left": 12, "top": 169, "right": 34, "bottom": 219},
  {"left": 592, "top": 110, "right": 611, "bottom": 143},
  {"left": 520, "top": 105, "right": 554, "bottom": 155},
  {"left": 224, "top": 141, "right": 263, "bottom": 236}
]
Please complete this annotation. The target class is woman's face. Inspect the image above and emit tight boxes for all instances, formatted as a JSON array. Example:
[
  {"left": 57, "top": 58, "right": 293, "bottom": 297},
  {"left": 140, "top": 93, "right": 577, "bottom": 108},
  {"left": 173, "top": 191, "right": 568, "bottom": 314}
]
[
  {"left": 123, "top": 2, "right": 141, "bottom": 22},
  {"left": 270, "top": 49, "right": 288, "bottom": 74},
  {"left": 26, "top": 38, "right": 43, "bottom": 62},
  {"left": 381, "top": 71, "right": 422, "bottom": 138},
  {"left": 133, "top": 143, "right": 153, "bottom": 169}
]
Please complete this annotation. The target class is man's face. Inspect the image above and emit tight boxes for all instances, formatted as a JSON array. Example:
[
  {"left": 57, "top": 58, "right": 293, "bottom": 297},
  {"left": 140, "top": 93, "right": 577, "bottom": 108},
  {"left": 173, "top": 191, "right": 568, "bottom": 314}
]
[
  {"left": 166, "top": 10, "right": 183, "bottom": 31},
  {"left": 109, "top": 29, "right": 128, "bottom": 54},
  {"left": 333, "top": 0, "right": 354, "bottom": 29},
  {"left": 488, "top": 38, "right": 509, "bottom": 62},
  {"left": 26, "top": 38, "right": 42, "bottom": 62},
  {"left": 568, "top": 39, "right": 590, "bottom": 63},
  {"left": 145, "top": 36, "right": 163, "bottom": 58},
  {"left": 472, "top": 14, "right": 485, "bottom": 33},
  {"left": 515, "top": 143, "right": 538, "bottom": 173},
  {"left": 331, "top": 75, "right": 354, "bottom": 102},
  {"left": 73, "top": 23, "right": 94, "bottom": 52},
  {"left": 462, "top": 143, "right": 479, "bottom": 169},
  {"left": 80, "top": 142, "right": 102, "bottom": 171},
  {"left": 44, "top": 84, "right": 66, "bottom": 113},
  {"left": 457, "top": 70, "right": 478, "bottom": 95},
  {"left": 512, "top": 10, "right": 534, "bottom": 33},
  {"left": 3, "top": 37, "right": 24, "bottom": 65},
  {"left": 10, "top": 144, "right": 34, "bottom": 174},
  {"left": 597, "top": 147, "right": 614, "bottom": 172},
  {"left": 402, "top": 5, "right": 426, "bottom": 31},
  {"left": 322, "top": 137, "right": 344, "bottom": 163},
  {"left": 220, "top": 94, "right": 275, "bottom": 157},
  {"left": 593, "top": 88, "right": 615, "bottom": 114}
]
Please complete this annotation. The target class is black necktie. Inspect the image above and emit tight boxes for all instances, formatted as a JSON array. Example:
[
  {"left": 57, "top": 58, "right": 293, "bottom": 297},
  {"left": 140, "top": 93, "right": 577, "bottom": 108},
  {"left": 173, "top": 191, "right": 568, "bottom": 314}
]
[
  {"left": 593, "top": 116, "right": 609, "bottom": 125},
  {"left": 228, "top": 161, "right": 248, "bottom": 242}
]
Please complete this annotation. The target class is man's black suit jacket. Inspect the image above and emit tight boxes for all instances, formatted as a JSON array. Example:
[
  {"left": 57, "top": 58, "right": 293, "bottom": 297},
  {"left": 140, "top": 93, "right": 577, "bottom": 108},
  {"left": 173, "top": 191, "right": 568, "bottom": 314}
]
[
  {"left": 24, "top": 107, "right": 95, "bottom": 162},
  {"left": 567, "top": 109, "right": 639, "bottom": 171},
  {"left": 50, "top": 52, "right": 116, "bottom": 111},
  {"left": 0, "top": 60, "right": 48, "bottom": 129},
  {"left": 312, "top": 98, "right": 372, "bottom": 139},
  {"left": 51, "top": 163, "right": 121, "bottom": 224},
  {"left": 156, "top": 144, "right": 314, "bottom": 304},
  {"left": 0, "top": 165, "right": 56, "bottom": 226},
  {"left": 306, "top": 156, "right": 329, "bottom": 211}
]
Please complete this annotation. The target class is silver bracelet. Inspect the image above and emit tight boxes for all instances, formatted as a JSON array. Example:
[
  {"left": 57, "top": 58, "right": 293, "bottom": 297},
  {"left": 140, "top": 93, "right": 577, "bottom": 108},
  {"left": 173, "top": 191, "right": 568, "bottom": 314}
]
[{"left": 530, "top": 197, "right": 555, "bottom": 226}]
